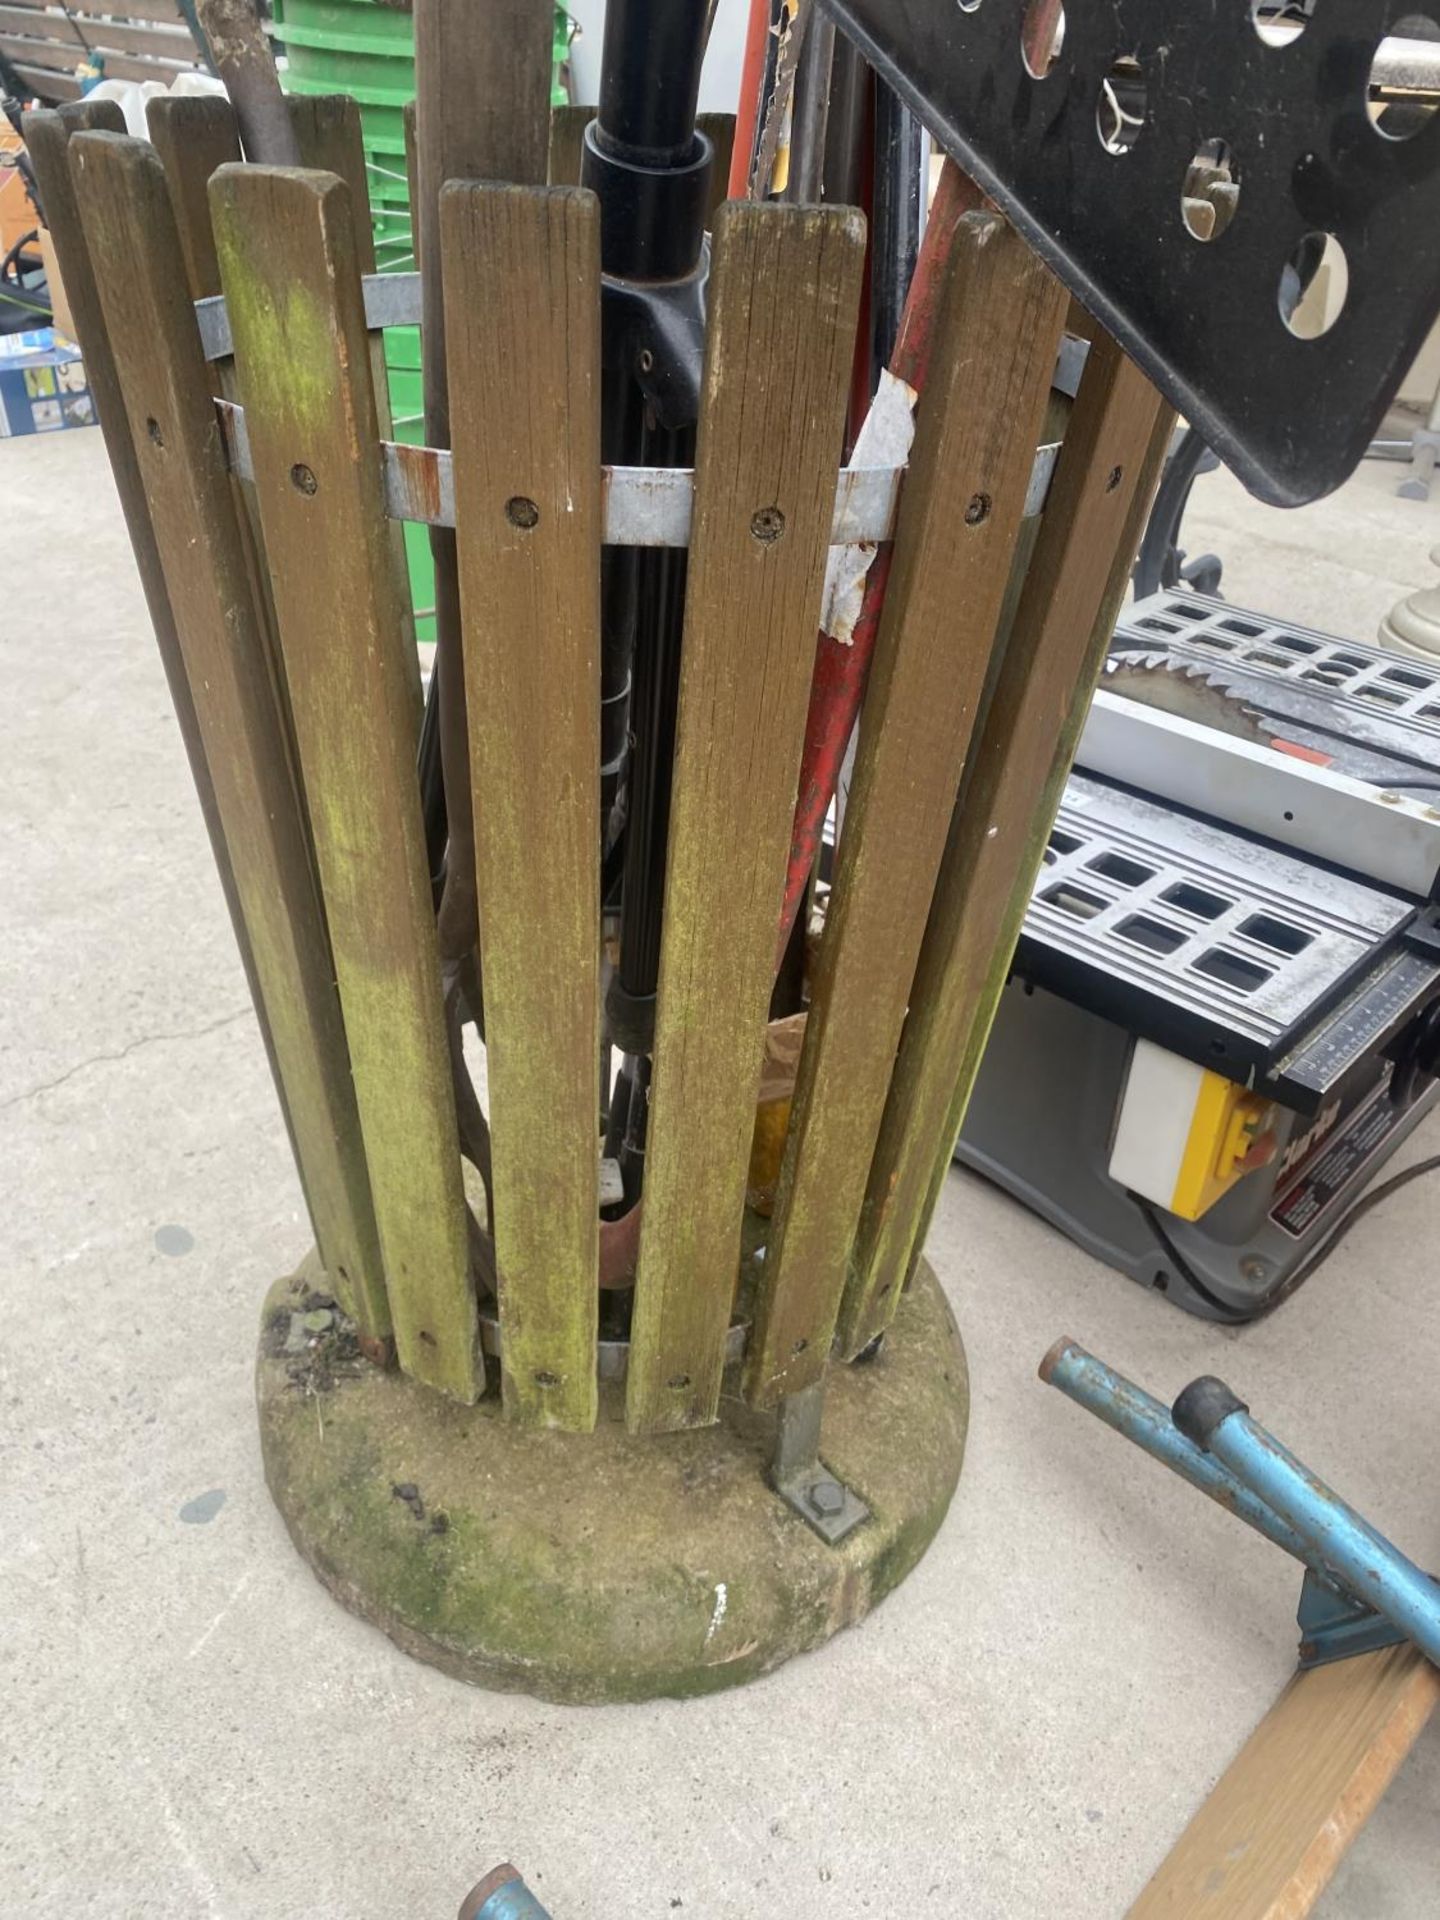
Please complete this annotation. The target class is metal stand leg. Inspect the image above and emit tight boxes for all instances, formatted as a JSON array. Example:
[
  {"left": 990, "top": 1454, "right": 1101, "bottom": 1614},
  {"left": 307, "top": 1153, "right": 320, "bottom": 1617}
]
[
  {"left": 1043, "top": 1339, "right": 1439, "bottom": 1670},
  {"left": 771, "top": 1380, "right": 871, "bottom": 1544}
]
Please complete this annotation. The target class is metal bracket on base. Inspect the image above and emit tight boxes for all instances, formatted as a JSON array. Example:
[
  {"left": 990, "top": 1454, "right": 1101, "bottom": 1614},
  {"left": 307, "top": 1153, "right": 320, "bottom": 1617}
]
[
  {"left": 770, "top": 1380, "right": 870, "bottom": 1546},
  {"left": 1297, "top": 1568, "right": 1407, "bottom": 1672}
]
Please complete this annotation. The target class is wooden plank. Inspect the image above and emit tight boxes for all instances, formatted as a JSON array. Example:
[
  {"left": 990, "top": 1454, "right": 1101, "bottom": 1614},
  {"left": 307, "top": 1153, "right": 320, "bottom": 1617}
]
[
  {"left": 840, "top": 335, "right": 1169, "bottom": 1353},
  {"left": 626, "top": 201, "right": 865, "bottom": 1434},
  {"left": 145, "top": 93, "right": 239, "bottom": 299},
  {"left": 5, "top": 0, "right": 184, "bottom": 18},
  {"left": 697, "top": 111, "right": 736, "bottom": 223},
  {"left": 143, "top": 90, "right": 320, "bottom": 923},
  {"left": 23, "top": 100, "right": 331, "bottom": 1298},
  {"left": 745, "top": 214, "right": 1068, "bottom": 1407},
  {"left": 441, "top": 182, "right": 601, "bottom": 1429},
  {"left": 547, "top": 102, "right": 589, "bottom": 187},
  {"left": 0, "top": 7, "right": 87, "bottom": 45},
  {"left": 0, "top": 6, "right": 195, "bottom": 59},
  {"left": 284, "top": 92, "right": 421, "bottom": 708},
  {"left": 69, "top": 128, "right": 389, "bottom": 1337},
  {"left": 10, "top": 59, "right": 80, "bottom": 98},
  {"left": 0, "top": 35, "right": 193, "bottom": 86},
  {"left": 1129, "top": 1645, "right": 1440, "bottom": 1919},
  {"left": 414, "top": 0, "right": 554, "bottom": 968},
  {"left": 212, "top": 165, "right": 476, "bottom": 1401}
]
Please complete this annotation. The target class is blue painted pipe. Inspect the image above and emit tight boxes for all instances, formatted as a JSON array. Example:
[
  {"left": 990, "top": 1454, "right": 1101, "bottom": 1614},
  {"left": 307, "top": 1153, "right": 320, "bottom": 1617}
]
[
  {"left": 1039, "top": 1338, "right": 1335, "bottom": 1584},
  {"left": 463, "top": 1872, "right": 553, "bottom": 1920},
  {"left": 1173, "top": 1377, "right": 1440, "bottom": 1672}
]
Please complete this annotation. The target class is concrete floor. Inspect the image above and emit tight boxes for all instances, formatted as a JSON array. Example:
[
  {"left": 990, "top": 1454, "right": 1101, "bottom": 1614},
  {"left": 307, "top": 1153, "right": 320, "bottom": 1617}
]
[{"left": 4, "top": 427, "right": 1440, "bottom": 1918}]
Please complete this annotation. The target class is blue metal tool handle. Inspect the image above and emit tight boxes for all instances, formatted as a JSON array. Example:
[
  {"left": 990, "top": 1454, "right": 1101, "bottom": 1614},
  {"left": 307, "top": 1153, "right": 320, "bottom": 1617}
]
[
  {"left": 1039, "top": 1339, "right": 1333, "bottom": 1584},
  {"left": 1173, "top": 1380, "right": 1440, "bottom": 1673},
  {"left": 460, "top": 1867, "right": 553, "bottom": 1920}
]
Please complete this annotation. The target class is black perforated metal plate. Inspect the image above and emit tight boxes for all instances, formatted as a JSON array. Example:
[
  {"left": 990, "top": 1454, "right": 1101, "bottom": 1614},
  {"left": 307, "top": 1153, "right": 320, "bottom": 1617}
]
[{"left": 824, "top": 0, "right": 1440, "bottom": 505}]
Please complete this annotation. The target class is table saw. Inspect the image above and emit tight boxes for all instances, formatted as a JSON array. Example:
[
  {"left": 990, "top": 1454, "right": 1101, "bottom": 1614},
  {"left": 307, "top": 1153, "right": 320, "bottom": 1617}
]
[{"left": 956, "top": 588, "right": 1440, "bottom": 1320}]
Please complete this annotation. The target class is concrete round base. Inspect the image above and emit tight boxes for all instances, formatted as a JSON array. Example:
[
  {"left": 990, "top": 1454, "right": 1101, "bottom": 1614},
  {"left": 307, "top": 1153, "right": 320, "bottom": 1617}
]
[{"left": 256, "top": 1255, "right": 968, "bottom": 1704}]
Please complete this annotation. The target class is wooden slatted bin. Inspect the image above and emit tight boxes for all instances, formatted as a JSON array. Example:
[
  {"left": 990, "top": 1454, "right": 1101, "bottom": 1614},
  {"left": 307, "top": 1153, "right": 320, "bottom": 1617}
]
[{"left": 26, "top": 58, "right": 1168, "bottom": 1702}]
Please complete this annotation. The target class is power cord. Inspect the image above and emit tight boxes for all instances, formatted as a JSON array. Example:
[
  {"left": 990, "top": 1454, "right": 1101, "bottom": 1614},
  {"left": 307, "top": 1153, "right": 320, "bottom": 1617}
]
[{"left": 1132, "top": 1148, "right": 1440, "bottom": 1324}]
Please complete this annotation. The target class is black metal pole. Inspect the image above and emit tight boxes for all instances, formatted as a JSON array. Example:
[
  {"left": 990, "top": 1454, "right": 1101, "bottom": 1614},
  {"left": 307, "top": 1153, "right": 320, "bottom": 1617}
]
[
  {"left": 870, "top": 75, "right": 922, "bottom": 386},
  {"left": 582, "top": 0, "right": 713, "bottom": 1202}
]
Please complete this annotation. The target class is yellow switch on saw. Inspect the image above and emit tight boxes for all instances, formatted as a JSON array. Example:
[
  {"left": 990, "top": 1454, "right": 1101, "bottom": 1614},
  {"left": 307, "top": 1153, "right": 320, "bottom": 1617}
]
[{"left": 1109, "top": 1039, "right": 1277, "bottom": 1221}]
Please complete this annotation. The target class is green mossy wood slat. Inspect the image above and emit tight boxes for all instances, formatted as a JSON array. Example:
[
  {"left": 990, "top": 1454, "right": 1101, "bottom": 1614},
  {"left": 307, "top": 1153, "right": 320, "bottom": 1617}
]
[
  {"left": 627, "top": 201, "right": 865, "bottom": 1435},
  {"left": 415, "top": 0, "right": 554, "bottom": 967},
  {"left": 68, "top": 131, "right": 388, "bottom": 1334},
  {"left": 282, "top": 94, "right": 422, "bottom": 714},
  {"left": 844, "top": 364, "right": 1174, "bottom": 1350},
  {"left": 211, "top": 164, "right": 477, "bottom": 1403},
  {"left": 442, "top": 183, "right": 601, "bottom": 1431},
  {"left": 746, "top": 215, "right": 1069, "bottom": 1408}
]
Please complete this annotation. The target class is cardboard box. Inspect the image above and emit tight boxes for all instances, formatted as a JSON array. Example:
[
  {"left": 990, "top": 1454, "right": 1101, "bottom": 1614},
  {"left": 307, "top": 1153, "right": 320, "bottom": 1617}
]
[
  {"left": 36, "top": 228, "right": 74, "bottom": 339},
  {"left": 0, "top": 328, "right": 98, "bottom": 438},
  {"left": 0, "top": 127, "right": 35, "bottom": 257}
]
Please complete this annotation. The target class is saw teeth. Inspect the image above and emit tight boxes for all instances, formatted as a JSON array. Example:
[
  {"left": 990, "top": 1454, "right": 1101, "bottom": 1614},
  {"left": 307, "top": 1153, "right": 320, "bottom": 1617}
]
[{"left": 1102, "top": 653, "right": 1271, "bottom": 744}]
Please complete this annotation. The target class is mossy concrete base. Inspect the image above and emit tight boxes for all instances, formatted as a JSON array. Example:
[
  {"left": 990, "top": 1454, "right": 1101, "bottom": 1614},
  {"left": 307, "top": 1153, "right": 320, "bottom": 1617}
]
[{"left": 256, "top": 1253, "right": 968, "bottom": 1704}]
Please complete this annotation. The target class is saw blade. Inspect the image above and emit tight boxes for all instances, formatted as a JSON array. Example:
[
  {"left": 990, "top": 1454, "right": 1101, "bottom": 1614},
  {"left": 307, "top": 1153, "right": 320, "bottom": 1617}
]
[{"left": 1103, "top": 652, "right": 1271, "bottom": 744}]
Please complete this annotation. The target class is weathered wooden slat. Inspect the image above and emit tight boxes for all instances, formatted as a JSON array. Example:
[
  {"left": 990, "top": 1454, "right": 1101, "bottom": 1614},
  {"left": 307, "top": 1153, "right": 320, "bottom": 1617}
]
[
  {"left": 144, "top": 90, "right": 322, "bottom": 924},
  {"left": 5, "top": 0, "right": 184, "bottom": 19},
  {"left": 284, "top": 92, "right": 421, "bottom": 708},
  {"left": 441, "top": 182, "right": 601, "bottom": 1429},
  {"left": 25, "top": 101, "right": 332, "bottom": 1297},
  {"left": 10, "top": 59, "right": 81, "bottom": 98},
  {"left": 414, "top": 0, "right": 554, "bottom": 967},
  {"left": 0, "top": 34, "right": 193, "bottom": 87},
  {"left": 842, "top": 347, "right": 1171, "bottom": 1354},
  {"left": 282, "top": 95, "right": 371, "bottom": 263},
  {"left": 1129, "top": 1643, "right": 1440, "bottom": 1919},
  {"left": 697, "top": 111, "right": 736, "bottom": 223},
  {"left": 546, "top": 102, "right": 589, "bottom": 187},
  {"left": 69, "top": 129, "right": 389, "bottom": 1337},
  {"left": 25, "top": 101, "right": 336, "bottom": 1274},
  {"left": 0, "top": 6, "right": 195, "bottom": 59},
  {"left": 29, "top": 94, "right": 331, "bottom": 1237},
  {"left": 626, "top": 201, "right": 865, "bottom": 1434},
  {"left": 145, "top": 93, "right": 239, "bottom": 299},
  {"left": 212, "top": 164, "right": 476, "bottom": 1401},
  {"left": 746, "top": 214, "right": 1069, "bottom": 1407}
]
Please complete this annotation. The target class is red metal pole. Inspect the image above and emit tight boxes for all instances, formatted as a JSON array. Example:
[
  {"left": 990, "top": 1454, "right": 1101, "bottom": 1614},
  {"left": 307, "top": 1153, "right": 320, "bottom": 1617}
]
[{"left": 776, "top": 159, "right": 989, "bottom": 965}]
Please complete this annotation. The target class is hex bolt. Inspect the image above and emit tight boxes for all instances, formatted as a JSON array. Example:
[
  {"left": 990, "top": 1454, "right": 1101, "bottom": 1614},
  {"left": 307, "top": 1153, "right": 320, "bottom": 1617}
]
[{"left": 807, "top": 1477, "right": 845, "bottom": 1518}]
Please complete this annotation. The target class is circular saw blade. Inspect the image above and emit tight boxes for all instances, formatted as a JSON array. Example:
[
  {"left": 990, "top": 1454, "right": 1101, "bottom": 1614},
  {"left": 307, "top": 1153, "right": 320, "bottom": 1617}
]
[{"left": 1102, "top": 651, "right": 1272, "bottom": 744}]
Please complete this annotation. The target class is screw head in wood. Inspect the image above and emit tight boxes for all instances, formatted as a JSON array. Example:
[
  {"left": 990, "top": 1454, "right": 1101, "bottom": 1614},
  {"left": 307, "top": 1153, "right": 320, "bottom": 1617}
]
[
  {"left": 964, "top": 491, "right": 991, "bottom": 525},
  {"left": 751, "top": 505, "right": 786, "bottom": 543},
  {"left": 506, "top": 496, "right": 540, "bottom": 529},
  {"left": 1106, "top": 465, "right": 1125, "bottom": 491},
  {"left": 290, "top": 463, "right": 318, "bottom": 495}
]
